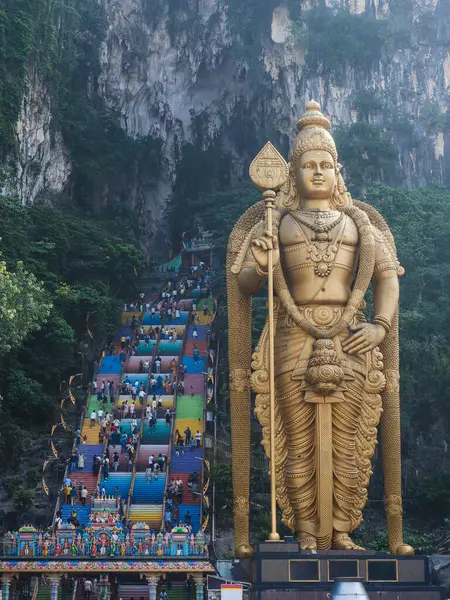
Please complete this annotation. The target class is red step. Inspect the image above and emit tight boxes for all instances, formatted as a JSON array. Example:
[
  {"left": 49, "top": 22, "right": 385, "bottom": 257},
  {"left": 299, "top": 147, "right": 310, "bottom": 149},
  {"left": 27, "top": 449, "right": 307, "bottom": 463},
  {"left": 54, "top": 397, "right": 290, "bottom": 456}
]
[
  {"left": 68, "top": 472, "right": 98, "bottom": 495},
  {"left": 168, "top": 473, "right": 201, "bottom": 505}
]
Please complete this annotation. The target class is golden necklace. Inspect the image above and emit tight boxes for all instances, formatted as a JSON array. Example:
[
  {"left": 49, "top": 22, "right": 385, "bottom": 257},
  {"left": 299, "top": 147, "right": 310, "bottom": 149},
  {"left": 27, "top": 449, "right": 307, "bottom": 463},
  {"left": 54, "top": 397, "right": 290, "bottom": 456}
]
[{"left": 291, "top": 213, "right": 345, "bottom": 277}]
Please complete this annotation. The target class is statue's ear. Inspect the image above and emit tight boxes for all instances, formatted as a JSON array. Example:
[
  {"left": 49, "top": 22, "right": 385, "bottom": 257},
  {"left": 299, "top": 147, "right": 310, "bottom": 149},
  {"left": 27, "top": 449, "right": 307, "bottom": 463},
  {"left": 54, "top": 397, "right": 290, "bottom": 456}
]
[{"left": 277, "top": 163, "right": 299, "bottom": 209}]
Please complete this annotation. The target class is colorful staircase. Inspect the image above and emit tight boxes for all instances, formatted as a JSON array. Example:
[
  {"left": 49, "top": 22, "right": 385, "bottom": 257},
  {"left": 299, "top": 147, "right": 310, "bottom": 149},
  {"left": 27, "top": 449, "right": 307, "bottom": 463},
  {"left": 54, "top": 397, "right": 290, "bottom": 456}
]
[
  {"left": 55, "top": 273, "right": 212, "bottom": 544},
  {"left": 162, "top": 290, "right": 211, "bottom": 534}
]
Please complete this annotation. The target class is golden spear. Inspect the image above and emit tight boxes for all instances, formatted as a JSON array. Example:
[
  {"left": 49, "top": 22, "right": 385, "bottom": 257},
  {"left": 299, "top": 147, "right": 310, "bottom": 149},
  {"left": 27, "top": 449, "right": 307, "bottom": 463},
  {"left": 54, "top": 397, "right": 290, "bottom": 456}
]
[{"left": 249, "top": 142, "right": 288, "bottom": 541}]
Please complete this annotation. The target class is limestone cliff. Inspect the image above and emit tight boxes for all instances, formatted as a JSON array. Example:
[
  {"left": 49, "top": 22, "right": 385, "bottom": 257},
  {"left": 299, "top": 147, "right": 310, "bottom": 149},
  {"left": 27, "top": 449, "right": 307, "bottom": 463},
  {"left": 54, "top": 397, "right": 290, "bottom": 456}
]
[{"left": 12, "top": 0, "right": 450, "bottom": 237}]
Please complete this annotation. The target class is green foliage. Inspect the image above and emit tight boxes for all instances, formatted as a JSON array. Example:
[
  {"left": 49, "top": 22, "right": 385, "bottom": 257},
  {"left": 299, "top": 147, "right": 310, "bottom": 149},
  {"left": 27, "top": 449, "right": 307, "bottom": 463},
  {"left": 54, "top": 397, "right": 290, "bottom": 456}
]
[
  {"left": 335, "top": 123, "right": 398, "bottom": 193},
  {"left": 306, "top": 7, "right": 390, "bottom": 79},
  {"left": 410, "top": 471, "right": 450, "bottom": 521},
  {"left": 366, "top": 185, "right": 450, "bottom": 437},
  {"left": 421, "top": 103, "right": 445, "bottom": 136},
  {"left": 0, "top": 195, "right": 143, "bottom": 471},
  {"left": 226, "top": 0, "right": 280, "bottom": 38},
  {"left": 355, "top": 520, "right": 440, "bottom": 554},
  {"left": 0, "top": 253, "right": 51, "bottom": 354},
  {"left": 165, "top": 142, "right": 235, "bottom": 248},
  {"left": 0, "top": 0, "right": 34, "bottom": 158},
  {"left": 3, "top": 475, "right": 23, "bottom": 498},
  {"left": 26, "top": 468, "right": 40, "bottom": 488},
  {"left": 352, "top": 90, "right": 383, "bottom": 122},
  {"left": 12, "top": 487, "right": 33, "bottom": 515},
  {"left": 0, "top": 0, "right": 163, "bottom": 210}
]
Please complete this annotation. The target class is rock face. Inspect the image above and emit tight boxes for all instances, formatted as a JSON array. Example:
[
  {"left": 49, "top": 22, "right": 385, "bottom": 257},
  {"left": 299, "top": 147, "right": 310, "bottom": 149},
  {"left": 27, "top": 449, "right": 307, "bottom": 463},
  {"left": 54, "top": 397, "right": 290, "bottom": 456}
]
[
  {"left": 13, "top": 0, "right": 450, "bottom": 233},
  {"left": 14, "top": 68, "right": 72, "bottom": 204}
]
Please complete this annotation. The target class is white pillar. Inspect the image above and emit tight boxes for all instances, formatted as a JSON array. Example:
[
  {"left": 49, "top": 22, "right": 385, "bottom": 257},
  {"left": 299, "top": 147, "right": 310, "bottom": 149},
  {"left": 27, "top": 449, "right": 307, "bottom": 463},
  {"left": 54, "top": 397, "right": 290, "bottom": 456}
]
[
  {"left": 193, "top": 576, "right": 204, "bottom": 600},
  {"left": 145, "top": 575, "right": 158, "bottom": 600},
  {"left": 48, "top": 575, "right": 61, "bottom": 600},
  {"left": 1, "top": 575, "right": 14, "bottom": 600}
]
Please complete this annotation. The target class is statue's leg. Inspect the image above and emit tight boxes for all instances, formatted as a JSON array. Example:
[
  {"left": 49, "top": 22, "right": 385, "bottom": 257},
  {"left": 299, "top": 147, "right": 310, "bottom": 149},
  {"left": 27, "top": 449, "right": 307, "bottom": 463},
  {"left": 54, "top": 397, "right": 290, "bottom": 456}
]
[
  {"left": 276, "top": 369, "right": 317, "bottom": 550},
  {"left": 331, "top": 348, "right": 380, "bottom": 550}
]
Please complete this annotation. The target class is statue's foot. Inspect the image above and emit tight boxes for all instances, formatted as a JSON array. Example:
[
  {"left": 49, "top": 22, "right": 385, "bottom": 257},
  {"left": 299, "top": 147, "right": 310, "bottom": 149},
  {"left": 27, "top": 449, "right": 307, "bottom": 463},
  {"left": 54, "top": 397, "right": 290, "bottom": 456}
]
[
  {"left": 332, "top": 532, "right": 365, "bottom": 551},
  {"left": 298, "top": 532, "right": 318, "bottom": 551}
]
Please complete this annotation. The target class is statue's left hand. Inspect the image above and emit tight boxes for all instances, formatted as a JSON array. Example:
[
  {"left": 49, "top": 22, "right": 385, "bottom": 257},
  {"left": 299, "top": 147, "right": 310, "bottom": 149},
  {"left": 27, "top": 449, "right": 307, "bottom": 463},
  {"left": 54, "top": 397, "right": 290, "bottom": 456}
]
[{"left": 342, "top": 323, "right": 386, "bottom": 355}]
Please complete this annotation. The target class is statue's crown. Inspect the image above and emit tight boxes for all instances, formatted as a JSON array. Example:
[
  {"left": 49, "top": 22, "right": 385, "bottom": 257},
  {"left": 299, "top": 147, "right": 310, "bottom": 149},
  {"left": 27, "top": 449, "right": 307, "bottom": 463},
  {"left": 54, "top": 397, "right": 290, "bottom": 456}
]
[
  {"left": 291, "top": 100, "right": 337, "bottom": 166},
  {"left": 297, "top": 100, "right": 331, "bottom": 132}
]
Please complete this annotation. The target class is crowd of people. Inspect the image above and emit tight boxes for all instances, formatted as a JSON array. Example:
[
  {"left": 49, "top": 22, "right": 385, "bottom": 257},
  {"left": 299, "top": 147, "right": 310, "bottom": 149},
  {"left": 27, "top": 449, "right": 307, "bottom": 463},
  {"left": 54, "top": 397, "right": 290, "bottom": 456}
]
[{"left": 58, "top": 260, "right": 215, "bottom": 546}]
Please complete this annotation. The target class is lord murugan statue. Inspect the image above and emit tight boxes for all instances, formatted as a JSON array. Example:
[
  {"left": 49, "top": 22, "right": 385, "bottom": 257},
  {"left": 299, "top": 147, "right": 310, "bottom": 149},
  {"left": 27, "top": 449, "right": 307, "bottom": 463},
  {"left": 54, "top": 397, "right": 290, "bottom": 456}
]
[{"left": 227, "top": 101, "right": 414, "bottom": 558}]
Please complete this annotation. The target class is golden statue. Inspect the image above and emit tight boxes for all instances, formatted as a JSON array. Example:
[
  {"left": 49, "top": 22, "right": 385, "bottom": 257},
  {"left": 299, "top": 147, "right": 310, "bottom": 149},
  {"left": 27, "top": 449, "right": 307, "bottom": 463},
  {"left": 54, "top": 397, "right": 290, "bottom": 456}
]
[{"left": 226, "top": 101, "right": 414, "bottom": 558}]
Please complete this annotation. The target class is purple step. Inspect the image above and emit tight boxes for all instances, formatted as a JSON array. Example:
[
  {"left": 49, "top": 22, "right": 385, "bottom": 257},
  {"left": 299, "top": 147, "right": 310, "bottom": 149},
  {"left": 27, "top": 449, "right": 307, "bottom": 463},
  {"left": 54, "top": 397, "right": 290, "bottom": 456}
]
[
  {"left": 170, "top": 447, "right": 203, "bottom": 473},
  {"left": 182, "top": 375, "right": 204, "bottom": 396},
  {"left": 71, "top": 444, "right": 104, "bottom": 472},
  {"left": 186, "top": 326, "right": 207, "bottom": 341}
]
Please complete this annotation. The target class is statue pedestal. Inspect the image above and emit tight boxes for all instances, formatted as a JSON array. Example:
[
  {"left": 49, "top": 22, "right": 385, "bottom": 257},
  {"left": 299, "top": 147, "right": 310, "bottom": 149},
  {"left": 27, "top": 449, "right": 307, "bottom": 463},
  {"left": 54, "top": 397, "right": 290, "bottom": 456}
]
[{"left": 242, "top": 542, "right": 445, "bottom": 599}]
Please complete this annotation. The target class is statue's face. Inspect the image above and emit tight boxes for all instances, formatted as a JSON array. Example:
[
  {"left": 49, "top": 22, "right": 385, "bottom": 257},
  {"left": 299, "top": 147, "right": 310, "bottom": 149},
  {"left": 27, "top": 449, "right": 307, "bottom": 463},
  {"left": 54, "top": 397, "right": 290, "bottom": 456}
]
[{"left": 295, "top": 149, "right": 336, "bottom": 200}]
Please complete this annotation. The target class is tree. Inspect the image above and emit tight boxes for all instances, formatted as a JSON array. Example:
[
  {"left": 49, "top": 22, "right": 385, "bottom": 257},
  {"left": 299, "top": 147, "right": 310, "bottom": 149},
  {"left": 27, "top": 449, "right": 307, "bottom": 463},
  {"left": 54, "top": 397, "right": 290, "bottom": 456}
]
[
  {"left": 0, "top": 252, "right": 51, "bottom": 353},
  {"left": 12, "top": 487, "right": 33, "bottom": 517}
]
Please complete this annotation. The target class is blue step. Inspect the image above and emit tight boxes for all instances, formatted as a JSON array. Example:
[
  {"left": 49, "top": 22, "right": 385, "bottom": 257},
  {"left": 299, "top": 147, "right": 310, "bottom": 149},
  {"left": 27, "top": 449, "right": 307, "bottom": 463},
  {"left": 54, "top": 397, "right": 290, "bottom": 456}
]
[
  {"left": 115, "top": 326, "right": 134, "bottom": 341},
  {"left": 98, "top": 356, "right": 122, "bottom": 374},
  {"left": 102, "top": 473, "right": 132, "bottom": 499},
  {"left": 132, "top": 473, "right": 167, "bottom": 503},
  {"left": 71, "top": 445, "right": 104, "bottom": 472},
  {"left": 180, "top": 356, "right": 205, "bottom": 374},
  {"left": 176, "top": 505, "right": 201, "bottom": 533},
  {"left": 141, "top": 419, "right": 172, "bottom": 444},
  {"left": 123, "top": 374, "right": 148, "bottom": 387},
  {"left": 170, "top": 447, "right": 203, "bottom": 473},
  {"left": 186, "top": 326, "right": 206, "bottom": 340},
  {"left": 149, "top": 374, "right": 174, "bottom": 395},
  {"left": 118, "top": 419, "right": 141, "bottom": 435},
  {"left": 61, "top": 504, "right": 91, "bottom": 527},
  {"left": 143, "top": 314, "right": 164, "bottom": 326}
]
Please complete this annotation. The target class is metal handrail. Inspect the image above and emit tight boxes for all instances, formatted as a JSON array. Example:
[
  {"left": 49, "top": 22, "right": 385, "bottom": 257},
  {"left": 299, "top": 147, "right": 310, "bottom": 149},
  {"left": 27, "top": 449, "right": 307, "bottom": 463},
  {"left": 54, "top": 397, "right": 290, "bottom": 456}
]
[
  {"left": 126, "top": 312, "right": 160, "bottom": 520},
  {"left": 71, "top": 577, "right": 78, "bottom": 600},
  {"left": 51, "top": 385, "right": 90, "bottom": 533},
  {"left": 31, "top": 576, "right": 39, "bottom": 600},
  {"left": 160, "top": 300, "right": 191, "bottom": 530}
]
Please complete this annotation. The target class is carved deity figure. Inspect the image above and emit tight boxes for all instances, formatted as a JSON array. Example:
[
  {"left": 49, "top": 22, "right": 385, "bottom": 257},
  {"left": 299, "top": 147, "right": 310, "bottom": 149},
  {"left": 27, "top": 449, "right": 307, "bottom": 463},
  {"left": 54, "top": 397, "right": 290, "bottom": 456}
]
[{"left": 227, "top": 102, "right": 414, "bottom": 557}]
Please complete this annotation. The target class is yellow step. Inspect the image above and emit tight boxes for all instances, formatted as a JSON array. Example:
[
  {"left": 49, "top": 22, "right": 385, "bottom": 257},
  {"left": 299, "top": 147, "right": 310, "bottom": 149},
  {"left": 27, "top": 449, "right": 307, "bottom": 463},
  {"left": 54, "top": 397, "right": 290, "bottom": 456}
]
[
  {"left": 129, "top": 506, "right": 162, "bottom": 522},
  {"left": 174, "top": 418, "right": 204, "bottom": 437},
  {"left": 81, "top": 419, "right": 101, "bottom": 443},
  {"left": 122, "top": 311, "right": 143, "bottom": 325}
]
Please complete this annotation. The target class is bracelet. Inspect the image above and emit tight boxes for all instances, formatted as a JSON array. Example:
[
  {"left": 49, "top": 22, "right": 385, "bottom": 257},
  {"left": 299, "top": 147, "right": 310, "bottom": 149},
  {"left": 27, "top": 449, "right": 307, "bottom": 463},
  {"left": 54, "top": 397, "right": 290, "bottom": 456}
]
[
  {"left": 373, "top": 316, "right": 391, "bottom": 333},
  {"left": 255, "top": 264, "right": 268, "bottom": 278}
]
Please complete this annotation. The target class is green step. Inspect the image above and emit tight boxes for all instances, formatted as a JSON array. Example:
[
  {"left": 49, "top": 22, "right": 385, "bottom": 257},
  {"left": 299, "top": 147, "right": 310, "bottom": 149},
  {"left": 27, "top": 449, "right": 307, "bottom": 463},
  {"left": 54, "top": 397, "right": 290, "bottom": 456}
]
[
  {"left": 197, "top": 299, "right": 214, "bottom": 311},
  {"left": 175, "top": 395, "right": 204, "bottom": 419},
  {"left": 87, "top": 395, "right": 114, "bottom": 413},
  {"left": 166, "top": 587, "right": 195, "bottom": 600},
  {"left": 36, "top": 585, "right": 62, "bottom": 600}
]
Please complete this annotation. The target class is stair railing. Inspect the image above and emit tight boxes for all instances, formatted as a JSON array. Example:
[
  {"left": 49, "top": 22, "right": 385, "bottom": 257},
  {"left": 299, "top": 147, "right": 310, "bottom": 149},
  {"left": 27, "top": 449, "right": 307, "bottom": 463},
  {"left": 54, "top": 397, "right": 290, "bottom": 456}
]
[
  {"left": 125, "top": 308, "right": 155, "bottom": 521},
  {"left": 71, "top": 578, "right": 78, "bottom": 600},
  {"left": 160, "top": 301, "right": 192, "bottom": 531},
  {"left": 30, "top": 576, "right": 39, "bottom": 600},
  {"left": 51, "top": 383, "right": 90, "bottom": 532},
  {"left": 97, "top": 339, "right": 125, "bottom": 496},
  {"left": 126, "top": 395, "right": 147, "bottom": 520}
]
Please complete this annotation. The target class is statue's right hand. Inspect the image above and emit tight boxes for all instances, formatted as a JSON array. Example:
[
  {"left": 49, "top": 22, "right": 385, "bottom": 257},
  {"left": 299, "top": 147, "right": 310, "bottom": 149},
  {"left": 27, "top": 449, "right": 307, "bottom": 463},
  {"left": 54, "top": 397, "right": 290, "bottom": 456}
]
[{"left": 251, "top": 230, "right": 280, "bottom": 272}]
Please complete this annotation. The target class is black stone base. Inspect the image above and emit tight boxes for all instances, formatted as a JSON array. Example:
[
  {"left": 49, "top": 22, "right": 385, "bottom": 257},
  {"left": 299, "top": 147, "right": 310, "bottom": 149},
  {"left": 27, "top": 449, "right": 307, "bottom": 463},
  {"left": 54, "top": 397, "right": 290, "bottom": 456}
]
[{"left": 243, "top": 542, "right": 445, "bottom": 600}]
